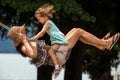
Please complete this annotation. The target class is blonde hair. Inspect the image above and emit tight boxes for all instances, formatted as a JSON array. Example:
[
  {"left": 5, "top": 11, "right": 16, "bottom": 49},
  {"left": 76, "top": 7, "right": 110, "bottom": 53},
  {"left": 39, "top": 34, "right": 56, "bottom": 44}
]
[{"left": 35, "top": 4, "right": 55, "bottom": 19}]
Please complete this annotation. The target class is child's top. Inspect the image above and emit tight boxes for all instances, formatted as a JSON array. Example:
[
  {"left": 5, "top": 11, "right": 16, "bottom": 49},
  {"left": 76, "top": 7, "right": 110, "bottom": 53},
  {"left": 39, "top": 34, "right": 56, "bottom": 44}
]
[{"left": 46, "top": 20, "right": 68, "bottom": 45}]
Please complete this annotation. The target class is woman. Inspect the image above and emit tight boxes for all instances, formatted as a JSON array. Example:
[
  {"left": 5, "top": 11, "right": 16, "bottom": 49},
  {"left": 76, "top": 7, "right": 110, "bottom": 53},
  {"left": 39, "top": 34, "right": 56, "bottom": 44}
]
[{"left": 8, "top": 25, "right": 120, "bottom": 78}]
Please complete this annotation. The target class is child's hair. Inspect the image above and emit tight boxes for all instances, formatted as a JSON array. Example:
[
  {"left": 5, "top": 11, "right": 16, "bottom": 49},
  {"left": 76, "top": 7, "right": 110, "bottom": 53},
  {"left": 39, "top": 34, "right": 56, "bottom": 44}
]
[{"left": 35, "top": 4, "right": 55, "bottom": 19}]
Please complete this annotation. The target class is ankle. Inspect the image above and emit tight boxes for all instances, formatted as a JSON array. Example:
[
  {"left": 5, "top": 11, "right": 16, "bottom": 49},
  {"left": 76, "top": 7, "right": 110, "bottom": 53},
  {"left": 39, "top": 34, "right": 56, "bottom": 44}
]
[
  {"left": 55, "top": 64, "right": 60, "bottom": 69},
  {"left": 105, "top": 40, "right": 111, "bottom": 49}
]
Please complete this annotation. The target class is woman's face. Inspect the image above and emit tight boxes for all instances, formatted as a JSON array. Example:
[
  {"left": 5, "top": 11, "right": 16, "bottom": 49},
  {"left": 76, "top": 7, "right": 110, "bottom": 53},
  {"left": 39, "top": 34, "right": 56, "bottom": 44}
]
[
  {"left": 18, "top": 33, "right": 26, "bottom": 41},
  {"left": 35, "top": 14, "right": 47, "bottom": 24}
]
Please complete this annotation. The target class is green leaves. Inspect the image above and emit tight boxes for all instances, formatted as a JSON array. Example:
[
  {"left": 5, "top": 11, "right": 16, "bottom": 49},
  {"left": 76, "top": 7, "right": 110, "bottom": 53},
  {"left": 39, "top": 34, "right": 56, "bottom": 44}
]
[
  {"left": 61, "top": 0, "right": 96, "bottom": 22},
  {"left": 1, "top": 0, "right": 38, "bottom": 14},
  {"left": 0, "top": 0, "right": 96, "bottom": 22}
]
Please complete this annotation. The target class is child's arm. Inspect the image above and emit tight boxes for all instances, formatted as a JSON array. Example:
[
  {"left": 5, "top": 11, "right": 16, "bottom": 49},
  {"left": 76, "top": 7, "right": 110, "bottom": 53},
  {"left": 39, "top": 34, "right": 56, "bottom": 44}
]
[{"left": 30, "top": 23, "right": 51, "bottom": 41}]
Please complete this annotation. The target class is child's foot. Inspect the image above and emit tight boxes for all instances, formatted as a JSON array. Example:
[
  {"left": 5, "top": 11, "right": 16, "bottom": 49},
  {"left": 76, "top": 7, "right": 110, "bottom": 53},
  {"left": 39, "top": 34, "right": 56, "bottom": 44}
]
[
  {"left": 107, "top": 33, "right": 120, "bottom": 50},
  {"left": 54, "top": 65, "right": 62, "bottom": 78}
]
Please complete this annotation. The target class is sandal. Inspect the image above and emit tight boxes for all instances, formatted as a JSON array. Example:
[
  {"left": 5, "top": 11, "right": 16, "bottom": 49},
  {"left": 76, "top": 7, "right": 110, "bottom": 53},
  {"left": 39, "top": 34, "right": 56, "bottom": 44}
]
[
  {"left": 54, "top": 65, "right": 62, "bottom": 78},
  {"left": 102, "top": 32, "right": 110, "bottom": 40},
  {"left": 108, "top": 33, "right": 120, "bottom": 50},
  {"left": 101, "top": 32, "right": 110, "bottom": 50}
]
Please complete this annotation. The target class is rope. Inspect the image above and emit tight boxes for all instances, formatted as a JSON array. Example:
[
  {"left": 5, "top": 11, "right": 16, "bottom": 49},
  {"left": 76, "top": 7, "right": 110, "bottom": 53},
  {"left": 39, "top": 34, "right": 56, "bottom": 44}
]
[
  {"left": 0, "top": 22, "right": 30, "bottom": 40},
  {"left": 0, "top": 22, "right": 10, "bottom": 31},
  {"left": 0, "top": 22, "right": 21, "bottom": 35}
]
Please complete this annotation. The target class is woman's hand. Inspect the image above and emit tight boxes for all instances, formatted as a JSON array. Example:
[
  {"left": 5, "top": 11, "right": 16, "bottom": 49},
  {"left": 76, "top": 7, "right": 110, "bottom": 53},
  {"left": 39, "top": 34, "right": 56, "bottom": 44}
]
[
  {"left": 18, "top": 33, "right": 27, "bottom": 43},
  {"left": 18, "top": 33, "right": 37, "bottom": 58}
]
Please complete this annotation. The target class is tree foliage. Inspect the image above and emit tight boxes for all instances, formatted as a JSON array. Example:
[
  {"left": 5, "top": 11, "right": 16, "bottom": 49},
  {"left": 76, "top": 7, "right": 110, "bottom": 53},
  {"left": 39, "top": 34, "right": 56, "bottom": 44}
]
[{"left": 1, "top": 0, "right": 96, "bottom": 22}]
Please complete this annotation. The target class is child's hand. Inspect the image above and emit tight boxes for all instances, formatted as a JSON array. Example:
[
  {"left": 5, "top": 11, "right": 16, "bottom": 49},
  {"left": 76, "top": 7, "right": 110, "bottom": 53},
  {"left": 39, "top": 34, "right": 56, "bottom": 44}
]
[{"left": 29, "top": 37, "right": 36, "bottom": 41}]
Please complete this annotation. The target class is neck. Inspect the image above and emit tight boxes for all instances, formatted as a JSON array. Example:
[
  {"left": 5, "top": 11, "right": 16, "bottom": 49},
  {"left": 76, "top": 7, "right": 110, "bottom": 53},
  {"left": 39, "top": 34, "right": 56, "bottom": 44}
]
[{"left": 44, "top": 17, "right": 49, "bottom": 24}]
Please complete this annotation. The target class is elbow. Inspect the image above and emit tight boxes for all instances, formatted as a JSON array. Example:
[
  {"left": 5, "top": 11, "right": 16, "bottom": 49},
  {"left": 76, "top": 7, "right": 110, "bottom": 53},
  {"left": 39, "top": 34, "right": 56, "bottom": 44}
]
[{"left": 29, "top": 53, "right": 37, "bottom": 58}]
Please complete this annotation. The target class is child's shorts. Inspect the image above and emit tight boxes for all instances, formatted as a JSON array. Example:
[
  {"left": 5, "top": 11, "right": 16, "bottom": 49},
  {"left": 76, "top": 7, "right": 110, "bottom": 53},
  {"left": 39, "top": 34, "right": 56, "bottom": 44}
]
[{"left": 55, "top": 45, "right": 71, "bottom": 65}]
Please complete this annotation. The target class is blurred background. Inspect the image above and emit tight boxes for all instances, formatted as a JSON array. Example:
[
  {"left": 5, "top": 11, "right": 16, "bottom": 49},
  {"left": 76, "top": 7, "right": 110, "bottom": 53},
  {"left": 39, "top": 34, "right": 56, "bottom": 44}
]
[{"left": 0, "top": 0, "right": 120, "bottom": 80}]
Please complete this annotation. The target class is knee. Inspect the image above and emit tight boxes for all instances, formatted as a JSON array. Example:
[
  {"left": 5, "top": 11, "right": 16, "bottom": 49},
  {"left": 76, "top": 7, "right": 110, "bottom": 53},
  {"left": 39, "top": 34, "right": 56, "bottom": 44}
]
[
  {"left": 71, "top": 28, "right": 77, "bottom": 31},
  {"left": 73, "top": 28, "right": 77, "bottom": 30},
  {"left": 48, "top": 48, "right": 54, "bottom": 55},
  {"left": 75, "top": 28, "right": 84, "bottom": 34}
]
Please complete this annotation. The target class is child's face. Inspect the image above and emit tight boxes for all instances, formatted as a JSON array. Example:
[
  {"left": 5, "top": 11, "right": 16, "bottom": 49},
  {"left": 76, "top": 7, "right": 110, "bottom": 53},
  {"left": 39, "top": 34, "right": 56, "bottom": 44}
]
[{"left": 35, "top": 14, "right": 47, "bottom": 24}]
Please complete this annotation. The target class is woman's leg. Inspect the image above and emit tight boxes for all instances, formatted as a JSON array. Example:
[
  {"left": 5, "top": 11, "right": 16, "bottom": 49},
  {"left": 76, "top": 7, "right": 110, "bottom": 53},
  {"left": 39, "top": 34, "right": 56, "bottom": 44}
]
[
  {"left": 65, "top": 28, "right": 119, "bottom": 50},
  {"left": 65, "top": 28, "right": 77, "bottom": 38},
  {"left": 79, "top": 32, "right": 110, "bottom": 47},
  {"left": 65, "top": 28, "right": 104, "bottom": 49}
]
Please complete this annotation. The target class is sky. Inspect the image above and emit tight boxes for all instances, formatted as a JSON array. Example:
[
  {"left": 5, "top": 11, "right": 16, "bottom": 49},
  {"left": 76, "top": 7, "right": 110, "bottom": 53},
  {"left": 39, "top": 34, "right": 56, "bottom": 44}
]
[{"left": 0, "top": 38, "right": 17, "bottom": 53}]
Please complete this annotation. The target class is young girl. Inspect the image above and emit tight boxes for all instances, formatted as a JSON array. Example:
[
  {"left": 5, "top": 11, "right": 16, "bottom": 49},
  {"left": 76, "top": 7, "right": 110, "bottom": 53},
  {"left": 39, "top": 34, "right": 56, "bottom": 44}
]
[{"left": 29, "top": 4, "right": 68, "bottom": 78}]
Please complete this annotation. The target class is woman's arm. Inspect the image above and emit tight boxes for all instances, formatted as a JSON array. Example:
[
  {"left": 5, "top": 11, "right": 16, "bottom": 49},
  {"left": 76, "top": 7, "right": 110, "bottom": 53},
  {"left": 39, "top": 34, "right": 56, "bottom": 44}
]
[{"left": 19, "top": 33, "right": 37, "bottom": 58}]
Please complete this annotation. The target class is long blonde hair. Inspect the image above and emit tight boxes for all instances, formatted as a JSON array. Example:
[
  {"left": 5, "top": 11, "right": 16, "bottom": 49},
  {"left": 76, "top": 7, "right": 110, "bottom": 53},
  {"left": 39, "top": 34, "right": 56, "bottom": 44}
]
[{"left": 35, "top": 4, "right": 55, "bottom": 19}]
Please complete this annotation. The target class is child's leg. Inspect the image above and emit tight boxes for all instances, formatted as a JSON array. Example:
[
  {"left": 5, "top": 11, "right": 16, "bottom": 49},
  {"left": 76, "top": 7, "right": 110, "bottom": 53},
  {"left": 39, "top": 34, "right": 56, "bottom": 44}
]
[
  {"left": 48, "top": 44, "right": 62, "bottom": 78},
  {"left": 48, "top": 44, "right": 60, "bottom": 66}
]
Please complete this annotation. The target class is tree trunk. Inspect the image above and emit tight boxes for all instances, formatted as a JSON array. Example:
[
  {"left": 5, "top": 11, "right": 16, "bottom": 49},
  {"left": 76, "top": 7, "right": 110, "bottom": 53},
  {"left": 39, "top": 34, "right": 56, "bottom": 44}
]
[
  {"left": 37, "top": 65, "right": 54, "bottom": 80},
  {"left": 64, "top": 43, "right": 83, "bottom": 80}
]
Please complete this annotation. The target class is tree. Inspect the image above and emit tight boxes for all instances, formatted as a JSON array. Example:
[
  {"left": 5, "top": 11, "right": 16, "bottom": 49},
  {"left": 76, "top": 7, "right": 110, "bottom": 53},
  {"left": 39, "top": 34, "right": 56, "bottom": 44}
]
[{"left": 77, "top": 0, "right": 120, "bottom": 80}]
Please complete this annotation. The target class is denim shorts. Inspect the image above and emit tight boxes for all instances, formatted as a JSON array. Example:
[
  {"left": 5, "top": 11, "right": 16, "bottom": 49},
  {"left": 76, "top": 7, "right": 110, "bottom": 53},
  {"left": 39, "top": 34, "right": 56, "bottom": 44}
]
[{"left": 55, "top": 45, "right": 71, "bottom": 65}]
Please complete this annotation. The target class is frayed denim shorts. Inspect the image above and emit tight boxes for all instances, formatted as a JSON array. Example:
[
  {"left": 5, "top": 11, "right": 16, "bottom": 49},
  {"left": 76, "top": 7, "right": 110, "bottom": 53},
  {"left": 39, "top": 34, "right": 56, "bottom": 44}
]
[{"left": 55, "top": 45, "right": 71, "bottom": 65}]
